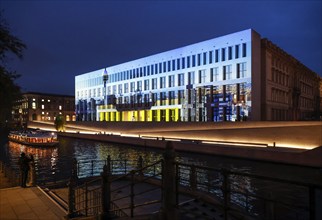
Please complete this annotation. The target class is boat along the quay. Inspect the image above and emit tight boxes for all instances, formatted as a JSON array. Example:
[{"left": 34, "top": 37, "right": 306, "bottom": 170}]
[{"left": 8, "top": 130, "right": 59, "bottom": 147}]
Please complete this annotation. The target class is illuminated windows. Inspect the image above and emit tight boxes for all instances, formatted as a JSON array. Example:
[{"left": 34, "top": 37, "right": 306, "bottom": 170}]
[
  {"left": 32, "top": 102, "right": 36, "bottom": 109},
  {"left": 41, "top": 104, "right": 44, "bottom": 109},
  {"left": 242, "top": 43, "right": 247, "bottom": 57},
  {"left": 160, "top": 77, "right": 166, "bottom": 89},
  {"left": 59, "top": 105, "right": 62, "bottom": 110},
  {"left": 178, "top": 73, "right": 184, "bottom": 86},
  {"left": 168, "top": 75, "right": 175, "bottom": 87}
]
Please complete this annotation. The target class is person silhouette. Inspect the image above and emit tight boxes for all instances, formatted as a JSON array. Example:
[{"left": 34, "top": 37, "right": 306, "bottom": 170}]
[{"left": 18, "top": 152, "right": 31, "bottom": 188}]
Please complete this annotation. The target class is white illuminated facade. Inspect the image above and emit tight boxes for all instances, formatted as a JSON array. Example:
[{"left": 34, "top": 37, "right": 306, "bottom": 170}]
[{"left": 75, "top": 29, "right": 320, "bottom": 122}]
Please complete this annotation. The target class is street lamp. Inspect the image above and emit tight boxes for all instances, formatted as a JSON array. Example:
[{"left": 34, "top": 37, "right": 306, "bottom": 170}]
[{"left": 102, "top": 68, "right": 109, "bottom": 106}]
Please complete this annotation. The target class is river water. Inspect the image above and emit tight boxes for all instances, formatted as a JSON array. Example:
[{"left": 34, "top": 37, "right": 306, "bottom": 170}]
[{"left": 1, "top": 135, "right": 321, "bottom": 219}]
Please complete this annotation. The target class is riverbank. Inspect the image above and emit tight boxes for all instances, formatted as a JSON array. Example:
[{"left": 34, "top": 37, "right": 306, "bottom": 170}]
[
  {"left": 57, "top": 131, "right": 322, "bottom": 168},
  {"left": 29, "top": 121, "right": 322, "bottom": 168}
]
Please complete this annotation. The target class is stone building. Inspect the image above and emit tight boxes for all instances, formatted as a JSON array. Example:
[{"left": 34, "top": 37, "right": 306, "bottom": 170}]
[
  {"left": 75, "top": 29, "right": 320, "bottom": 122},
  {"left": 12, "top": 92, "right": 76, "bottom": 127}
]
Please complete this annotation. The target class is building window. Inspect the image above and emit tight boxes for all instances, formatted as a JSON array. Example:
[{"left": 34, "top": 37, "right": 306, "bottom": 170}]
[
  {"left": 215, "top": 49, "right": 219, "bottom": 62},
  {"left": 209, "top": 51, "right": 213, "bottom": 64},
  {"left": 32, "top": 102, "right": 36, "bottom": 109},
  {"left": 188, "top": 71, "right": 195, "bottom": 84},
  {"left": 178, "top": 90, "right": 184, "bottom": 104},
  {"left": 118, "top": 84, "right": 122, "bottom": 94},
  {"left": 228, "top": 46, "right": 232, "bottom": 60},
  {"left": 242, "top": 43, "right": 247, "bottom": 57},
  {"left": 169, "top": 75, "right": 175, "bottom": 87},
  {"left": 169, "top": 91, "right": 175, "bottom": 105},
  {"left": 163, "top": 62, "right": 167, "bottom": 73},
  {"left": 144, "top": 79, "right": 150, "bottom": 91},
  {"left": 172, "top": 60, "right": 176, "bottom": 71},
  {"left": 225, "top": 65, "right": 232, "bottom": 80},
  {"left": 59, "top": 105, "right": 62, "bottom": 110},
  {"left": 160, "top": 76, "right": 166, "bottom": 89},
  {"left": 221, "top": 48, "right": 226, "bottom": 61},
  {"left": 235, "top": 45, "right": 240, "bottom": 59},
  {"left": 152, "top": 78, "right": 157, "bottom": 90},
  {"left": 124, "top": 83, "right": 129, "bottom": 93},
  {"left": 223, "top": 65, "right": 232, "bottom": 80},
  {"left": 182, "top": 57, "right": 185, "bottom": 69},
  {"left": 130, "top": 82, "right": 135, "bottom": 92},
  {"left": 177, "top": 59, "right": 180, "bottom": 70},
  {"left": 168, "top": 61, "right": 171, "bottom": 72},
  {"left": 197, "top": 54, "right": 201, "bottom": 66},
  {"left": 211, "top": 67, "right": 219, "bottom": 82},
  {"left": 199, "top": 70, "right": 206, "bottom": 83},
  {"left": 192, "top": 55, "right": 196, "bottom": 67},
  {"left": 160, "top": 92, "right": 166, "bottom": 106},
  {"left": 41, "top": 104, "right": 44, "bottom": 109},
  {"left": 178, "top": 73, "right": 184, "bottom": 86},
  {"left": 203, "top": 52, "right": 207, "bottom": 65},
  {"left": 137, "top": 81, "right": 142, "bottom": 91},
  {"left": 237, "top": 62, "right": 247, "bottom": 78}
]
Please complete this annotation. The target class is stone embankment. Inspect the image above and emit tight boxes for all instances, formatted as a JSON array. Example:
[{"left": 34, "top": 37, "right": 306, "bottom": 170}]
[{"left": 28, "top": 121, "right": 322, "bottom": 167}]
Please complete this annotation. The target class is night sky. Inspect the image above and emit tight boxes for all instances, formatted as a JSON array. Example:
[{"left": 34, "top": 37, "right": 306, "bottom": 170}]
[{"left": 1, "top": 1, "right": 321, "bottom": 96}]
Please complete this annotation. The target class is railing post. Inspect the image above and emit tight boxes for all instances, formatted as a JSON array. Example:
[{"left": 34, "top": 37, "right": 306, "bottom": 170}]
[
  {"left": 107, "top": 155, "right": 111, "bottom": 174},
  {"left": 190, "top": 165, "right": 197, "bottom": 191},
  {"left": 222, "top": 169, "right": 230, "bottom": 220},
  {"left": 100, "top": 164, "right": 111, "bottom": 219},
  {"left": 160, "top": 141, "right": 178, "bottom": 220}
]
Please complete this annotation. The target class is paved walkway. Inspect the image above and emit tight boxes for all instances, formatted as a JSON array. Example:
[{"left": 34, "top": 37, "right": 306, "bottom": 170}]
[{"left": 0, "top": 186, "right": 67, "bottom": 220}]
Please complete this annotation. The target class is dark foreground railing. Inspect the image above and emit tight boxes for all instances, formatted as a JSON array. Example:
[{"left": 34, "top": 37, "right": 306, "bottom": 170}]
[
  {"left": 66, "top": 142, "right": 322, "bottom": 220},
  {"left": 0, "top": 161, "right": 20, "bottom": 188}
]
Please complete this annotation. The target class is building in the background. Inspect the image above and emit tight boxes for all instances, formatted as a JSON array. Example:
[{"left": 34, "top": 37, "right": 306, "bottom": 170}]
[
  {"left": 12, "top": 92, "right": 76, "bottom": 127},
  {"left": 75, "top": 29, "right": 320, "bottom": 122}
]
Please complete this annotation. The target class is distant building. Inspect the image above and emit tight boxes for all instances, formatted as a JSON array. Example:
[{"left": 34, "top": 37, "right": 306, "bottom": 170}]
[
  {"left": 12, "top": 92, "right": 76, "bottom": 127},
  {"left": 75, "top": 29, "right": 320, "bottom": 122}
]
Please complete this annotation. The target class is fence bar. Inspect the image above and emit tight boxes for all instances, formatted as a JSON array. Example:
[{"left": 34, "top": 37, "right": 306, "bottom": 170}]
[
  {"left": 100, "top": 164, "right": 111, "bottom": 219},
  {"left": 161, "top": 142, "right": 178, "bottom": 220},
  {"left": 131, "top": 171, "right": 135, "bottom": 218}
]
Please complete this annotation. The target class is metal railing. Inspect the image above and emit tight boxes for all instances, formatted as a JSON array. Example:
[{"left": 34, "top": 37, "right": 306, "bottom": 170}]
[
  {"left": 67, "top": 143, "right": 322, "bottom": 220},
  {"left": 0, "top": 161, "right": 20, "bottom": 188},
  {"left": 175, "top": 162, "right": 321, "bottom": 220}
]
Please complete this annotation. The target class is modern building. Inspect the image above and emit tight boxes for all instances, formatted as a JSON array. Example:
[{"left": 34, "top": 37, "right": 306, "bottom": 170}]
[
  {"left": 75, "top": 29, "right": 320, "bottom": 122},
  {"left": 12, "top": 92, "right": 76, "bottom": 127}
]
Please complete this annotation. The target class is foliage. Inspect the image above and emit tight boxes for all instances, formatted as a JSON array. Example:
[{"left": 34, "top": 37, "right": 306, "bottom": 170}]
[
  {"left": 54, "top": 115, "right": 66, "bottom": 132},
  {"left": 0, "top": 11, "right": 26, "bottom": 129}
]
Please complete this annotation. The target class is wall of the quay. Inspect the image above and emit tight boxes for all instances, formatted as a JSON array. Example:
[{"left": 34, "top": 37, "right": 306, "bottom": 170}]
[{"left": 28, "top": 120, "right": 322, "bottom": 167}]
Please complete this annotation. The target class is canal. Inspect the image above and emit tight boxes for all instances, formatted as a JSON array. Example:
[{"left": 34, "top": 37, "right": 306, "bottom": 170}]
[{"left": 1, "top": 135, "right": 321, "bottom": 219}]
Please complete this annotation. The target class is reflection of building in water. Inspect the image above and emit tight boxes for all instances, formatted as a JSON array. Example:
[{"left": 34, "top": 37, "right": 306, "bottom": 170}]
[
  {"left": 76, "top": 29, "right": 320, "bottom": 122},
  {"left": 11, "top": 92, "right": 76, "bottom": 128}
]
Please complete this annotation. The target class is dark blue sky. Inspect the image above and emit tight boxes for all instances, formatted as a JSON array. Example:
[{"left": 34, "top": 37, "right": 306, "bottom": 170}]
[{"left": 1, "top": 1, "right": 321, "bottom": 96}]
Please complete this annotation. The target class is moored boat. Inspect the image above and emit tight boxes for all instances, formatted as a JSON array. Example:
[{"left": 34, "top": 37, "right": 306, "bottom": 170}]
[{"left": 8, "top": 130, "right": 59, "bottom": 147}]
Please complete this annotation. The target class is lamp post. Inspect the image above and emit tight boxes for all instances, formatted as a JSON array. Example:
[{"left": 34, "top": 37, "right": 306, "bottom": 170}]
[{"left": 102, "top": 68, "right": 109, "bottom": 106}]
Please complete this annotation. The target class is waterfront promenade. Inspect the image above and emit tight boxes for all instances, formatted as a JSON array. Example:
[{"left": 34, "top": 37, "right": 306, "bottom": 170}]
[{"left": 0, "top": 170, "right": 67, "bottom": 219}]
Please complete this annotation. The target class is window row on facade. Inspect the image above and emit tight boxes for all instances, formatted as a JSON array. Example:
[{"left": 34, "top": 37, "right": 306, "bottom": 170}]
[
  {"left": 76, "top": 43, "right": 247, "bottom": 89},
  {"left": 77, "top": 62, "right": 248, "bottom": 100}
]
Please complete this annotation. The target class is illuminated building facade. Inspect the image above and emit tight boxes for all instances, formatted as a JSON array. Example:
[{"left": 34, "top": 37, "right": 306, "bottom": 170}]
[
  {"left": 75, "top": 29, "right": 320, "bottom": 122},
  {"left": 12, "top": 92, "right": 76, "bottom": 127}
]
